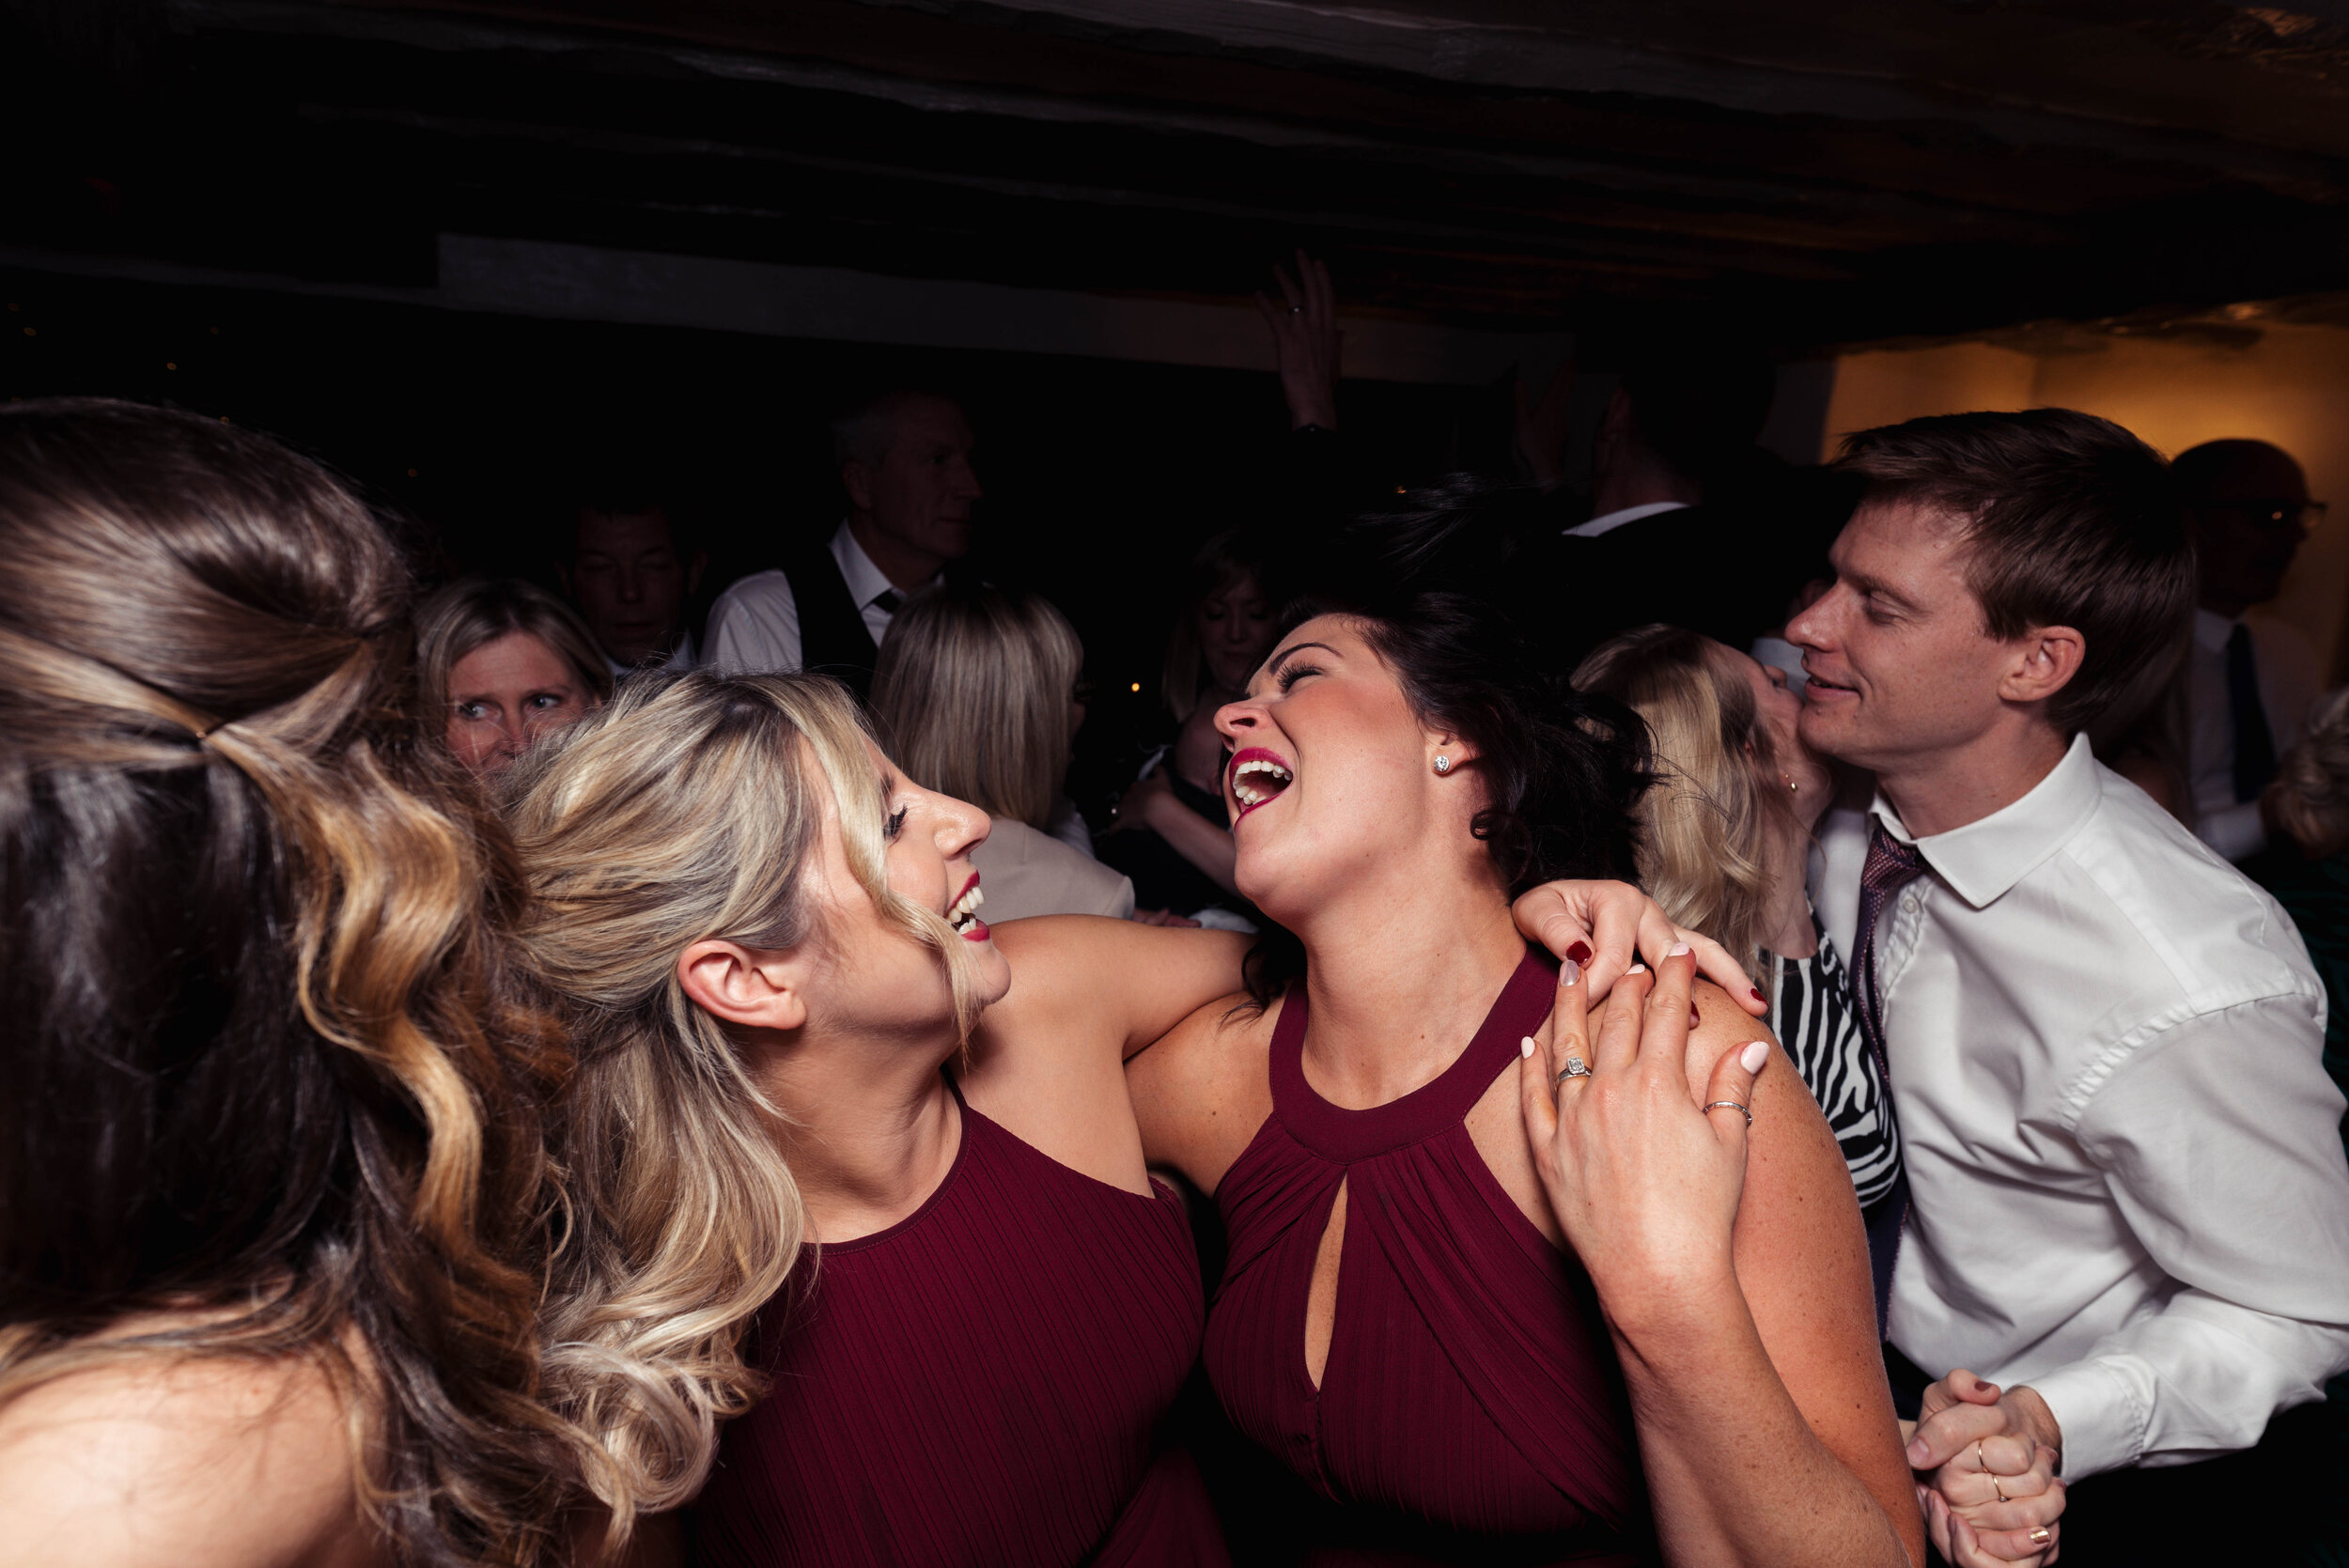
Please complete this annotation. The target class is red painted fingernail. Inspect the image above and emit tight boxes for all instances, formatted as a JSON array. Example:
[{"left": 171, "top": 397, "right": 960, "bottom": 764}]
[
  {"left": 1750, "top": 986, "right": 1766, "bottom": 1002},
  {"left": 1565, "top": 941, "right": 1592, "bottom": 965}
]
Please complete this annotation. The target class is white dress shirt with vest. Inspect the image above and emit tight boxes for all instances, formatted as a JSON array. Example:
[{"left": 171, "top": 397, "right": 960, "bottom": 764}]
[
  {"left": 1816, "top": 734, "right": 2349, "bottom": 1478},
  {"left": 704, "top": 521, "right": 934, "bottom": 674}
]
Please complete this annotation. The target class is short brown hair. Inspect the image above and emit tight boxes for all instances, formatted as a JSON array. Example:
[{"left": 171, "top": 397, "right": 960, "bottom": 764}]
[{"left": 1836, "top": 408, "right": 2193, "bottom": 738}]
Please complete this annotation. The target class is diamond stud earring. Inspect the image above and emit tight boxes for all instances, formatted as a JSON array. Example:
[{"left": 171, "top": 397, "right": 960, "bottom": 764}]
[{"left": 1433, "top": 755, "right": 1453, "bottom": 775}]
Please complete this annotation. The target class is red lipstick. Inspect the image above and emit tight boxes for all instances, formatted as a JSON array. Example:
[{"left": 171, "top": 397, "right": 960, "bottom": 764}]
[{"left": 1226, "top": 746, "right": 1295, "bottom": 821}]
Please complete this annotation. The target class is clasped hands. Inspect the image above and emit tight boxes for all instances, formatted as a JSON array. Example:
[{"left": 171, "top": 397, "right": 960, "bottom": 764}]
[{"left": 1907, "top": 1370, "right": 2066, "bottom": 1566}]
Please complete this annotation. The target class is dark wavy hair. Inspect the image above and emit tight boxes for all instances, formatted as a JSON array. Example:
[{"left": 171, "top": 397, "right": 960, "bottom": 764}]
[
  {"left": 0, "top": 400, "right": 585, "bottom": 1565},
  {"left": 1241, "top": 478, "right": 1655, "bottom": 1006}
]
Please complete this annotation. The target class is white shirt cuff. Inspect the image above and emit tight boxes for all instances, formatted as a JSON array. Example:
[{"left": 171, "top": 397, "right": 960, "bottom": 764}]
[{"left": 2025, "top": 1359, "right": 2148, "bottom": 1480}]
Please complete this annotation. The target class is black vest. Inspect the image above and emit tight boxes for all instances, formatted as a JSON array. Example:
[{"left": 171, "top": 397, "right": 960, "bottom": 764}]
[{"left": 780, "top": 541, "right": 882, "bottom": 703}]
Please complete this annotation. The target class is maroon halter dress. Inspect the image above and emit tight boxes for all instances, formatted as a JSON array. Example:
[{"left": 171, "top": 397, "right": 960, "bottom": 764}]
[
  {"left": 692, "top": 1079, "right": 1229, "bottom": 1568},
  {"left": 1204, "top": 951, "right": 1652, "bottom": 1565}
]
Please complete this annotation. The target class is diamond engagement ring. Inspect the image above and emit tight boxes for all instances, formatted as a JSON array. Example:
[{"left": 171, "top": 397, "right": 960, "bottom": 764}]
[{"left": 1553, "top": 1057, "right": 1592, "bottom": 1086}]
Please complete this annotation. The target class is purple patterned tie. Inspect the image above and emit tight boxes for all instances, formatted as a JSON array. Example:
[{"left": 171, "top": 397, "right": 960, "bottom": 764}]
[{"left": 1854, "top": 820, "right": 1928, "bottom": 1072}]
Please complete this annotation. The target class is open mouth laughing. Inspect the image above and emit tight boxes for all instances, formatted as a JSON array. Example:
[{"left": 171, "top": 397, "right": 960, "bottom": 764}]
[
  {"left": 1227, "top": 746, "right": 1294, "bottom": 819},
  {"left": 945, "top": 873, "right": 989, "bottom": 940}
]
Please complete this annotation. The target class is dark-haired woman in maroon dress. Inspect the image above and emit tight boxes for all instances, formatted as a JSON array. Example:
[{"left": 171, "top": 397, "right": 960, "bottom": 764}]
[{"left": 1129, "top": 601, "right": 1926, "bottom": 1567}]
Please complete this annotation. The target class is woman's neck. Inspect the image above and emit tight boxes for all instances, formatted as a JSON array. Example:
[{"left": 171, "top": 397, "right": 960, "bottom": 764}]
[
  {"left": 746, "top": 1025, "right": 962, "bottom": 1244},
  {"left": 1756, "top": 817, "right": 1816, "bottom": 961},
  {"left": 1291, "top": 868, "right": 1530, "bottom": 1110}
]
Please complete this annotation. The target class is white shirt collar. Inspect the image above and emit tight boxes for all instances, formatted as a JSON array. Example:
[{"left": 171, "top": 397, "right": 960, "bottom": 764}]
[
  {"left": 2193, "top": 606, "right": 2241, "bottom": 653},
  {"left": 604, "top": 630, "right": 696, "bottom": 680},
  {"left": 1871, "top": 732, "right": 2103, "bottom": 908},
  {"left": 1563, "top": 499, "right": 1691, "bottom": 539},
  {"left": 829, "top": 520, "right": 906, "bottom": 611}
]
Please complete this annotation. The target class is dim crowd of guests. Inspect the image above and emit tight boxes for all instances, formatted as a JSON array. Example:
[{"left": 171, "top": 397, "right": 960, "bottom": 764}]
[{"left": 4, "top": 257, "right": 2349, "bottom": 1568}]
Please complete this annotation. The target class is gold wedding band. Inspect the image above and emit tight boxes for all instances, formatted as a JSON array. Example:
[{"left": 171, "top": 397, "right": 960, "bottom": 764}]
[{"left": 1977, "top": 1442, "right": 2010, "bottom": 1503}]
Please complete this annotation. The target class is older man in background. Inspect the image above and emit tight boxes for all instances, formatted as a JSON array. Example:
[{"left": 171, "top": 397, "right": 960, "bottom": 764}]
[
  {"left": 2172, "top": 438, "right": 2325, "bottom": 862},
  {"left": 706, "top": 388, "right": 982, "bottom": 701}
]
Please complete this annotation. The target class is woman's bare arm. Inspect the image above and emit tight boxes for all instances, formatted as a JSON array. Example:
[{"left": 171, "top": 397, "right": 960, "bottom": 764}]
[{"left": 1521, "top": 951, "right": 1922, "bottom": 1568}]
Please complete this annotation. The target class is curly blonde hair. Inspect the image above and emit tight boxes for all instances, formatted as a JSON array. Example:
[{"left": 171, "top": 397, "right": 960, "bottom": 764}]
[
  {"left": 1574, "top": 624, "right": 1805, "bottom": 989},
  {"left": 507, "top": 670, "right": 989, "bottom": 1553},
  {"left": 2268, "top": 686, "right": 2349, "bottom": 860}
]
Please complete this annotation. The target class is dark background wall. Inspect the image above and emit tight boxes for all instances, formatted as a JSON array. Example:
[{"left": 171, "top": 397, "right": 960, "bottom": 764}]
[{"left": 3, "top": 260, "right": 1513, "bottom": 804}]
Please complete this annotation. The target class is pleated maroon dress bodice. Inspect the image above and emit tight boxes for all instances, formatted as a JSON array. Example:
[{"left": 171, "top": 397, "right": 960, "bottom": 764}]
[
  {"left": 692, "top": 1079, "right": 1228, "bottom": 1568},
  {"left": 1204, "top": 951, "right": 1652, "bottom": 1566}
]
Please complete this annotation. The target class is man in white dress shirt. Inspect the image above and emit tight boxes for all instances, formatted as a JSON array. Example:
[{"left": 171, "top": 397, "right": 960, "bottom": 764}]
[
  {"left": 2171, "top": 440, "right": 2324, "bottom": 862},
  {"left": 1791, "top": 410, "right": 2349, "bottom": 1566},
  {"left": 704, "top": 390, "right": 980, "bottom": 700}
]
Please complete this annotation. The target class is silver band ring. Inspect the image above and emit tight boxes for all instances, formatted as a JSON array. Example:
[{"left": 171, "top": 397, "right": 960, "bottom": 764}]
[
  {"left": 1554, "top": 1056, "right": 1591, "bottom": 1087},
  {"left": 1702, "top": 1099, "right": 1752, "bottom": 1126}
]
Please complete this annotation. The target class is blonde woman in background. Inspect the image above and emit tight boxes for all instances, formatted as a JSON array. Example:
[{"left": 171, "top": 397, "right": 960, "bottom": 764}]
[
  {"left": 0, "top": 401, "right": 600, "bottom": 1566},
  {"left": 1575, "top": 624, "right": 1906, "bottom": 1296},
  {"left": 871, "top": 582, "right": 1139, "bottom": 923},
  {"left": 418, "top": 577, "right": 613, "bottom": 776},
  {"left": 504, "top": 668, "right": 1741, "bottom": 1566}
]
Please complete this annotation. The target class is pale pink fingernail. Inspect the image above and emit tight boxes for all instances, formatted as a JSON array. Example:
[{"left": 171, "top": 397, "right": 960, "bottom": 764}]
[
  {"left": 1668, "top": 941, "right": 1691, "bottom": 956},
  {"left": 1740, "top": 1040, "right": 1770, "bottom": 1073},
  {"left": 1561, "top": 958, "right": 1581, "bottom": 986},
  {"left": 1520, "top": 1035, "right": 1536, "bottom": 1059},
  {"left": 1626, "top": 963, "right": 1646, "bottom": 975}
]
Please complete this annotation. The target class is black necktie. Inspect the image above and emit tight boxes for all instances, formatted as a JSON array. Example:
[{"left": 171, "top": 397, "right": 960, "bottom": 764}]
[
  {"left": 1855, "top": 822, "right": 1927, "bottom": 1075},
  {"left": 2227, "top": 622, "right": 2278, "bottom": 803},
  {"left": 873, "top": 588, "right": 904, "bottom": 616}
]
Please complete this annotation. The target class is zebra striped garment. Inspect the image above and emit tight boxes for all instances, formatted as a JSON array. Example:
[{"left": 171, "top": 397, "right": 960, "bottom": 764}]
[{"left": 1766, "top": 911, "right": 1903, "bottom": 1209}]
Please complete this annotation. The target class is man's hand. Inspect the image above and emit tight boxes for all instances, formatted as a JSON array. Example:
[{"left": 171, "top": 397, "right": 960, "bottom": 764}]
[
  {"left": 1510, "top": 879, "right": 1767, "bottom": 1016},
  {"left": 1908, "top": 1371, "right": 2065, "bottom": 1566},
  {"left": 1255, "top": 250, "right": 1342, "bottom": 431}
]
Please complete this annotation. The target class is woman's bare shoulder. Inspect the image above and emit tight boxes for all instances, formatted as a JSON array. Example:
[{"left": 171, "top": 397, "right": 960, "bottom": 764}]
[
  {"left": 1126, "top": 988, "right": 1282, "bottom": 1193},
  {"left": 0, "top": 1340, "right": 373, "bottom": 1568},
  {"left": 1678, "top": 977, "right": 1773, "bottom": 1094}
]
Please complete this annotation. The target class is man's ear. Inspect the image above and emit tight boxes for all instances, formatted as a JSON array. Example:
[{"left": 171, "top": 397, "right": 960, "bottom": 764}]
[
  {"left": 842, "top": 461, "right": 876, "bottom": 515},
  {"left": 2001, "top": 626, "right": 2085, "bottom": 707},
  {"left": 679, "top": 939, "right": 810, "bottom": 1033},
  {"left": 553, "top": 561, "right": 573, "bottom": 596},
  {"left": 687, "top": 550, "right": 708, "bottom": 598}
]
